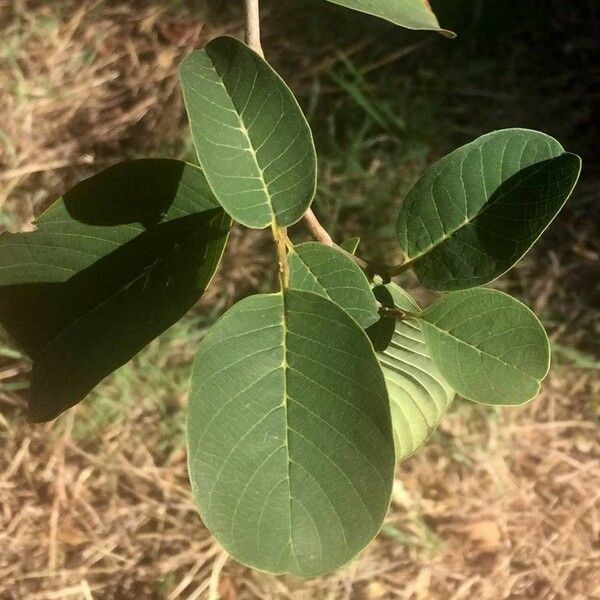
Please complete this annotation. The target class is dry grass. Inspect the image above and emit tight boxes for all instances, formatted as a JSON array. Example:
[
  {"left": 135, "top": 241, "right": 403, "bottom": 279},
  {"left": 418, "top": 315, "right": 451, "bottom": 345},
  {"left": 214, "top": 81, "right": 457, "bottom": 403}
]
[
  {"left": 1, "top": 1, "right": 599, "bottom": 599},
  {"left": 0, "top": 0, "right": 271, "bottom": 308},
  {"left": 1, "top": 367, "right": 598, "bottom": 599}
]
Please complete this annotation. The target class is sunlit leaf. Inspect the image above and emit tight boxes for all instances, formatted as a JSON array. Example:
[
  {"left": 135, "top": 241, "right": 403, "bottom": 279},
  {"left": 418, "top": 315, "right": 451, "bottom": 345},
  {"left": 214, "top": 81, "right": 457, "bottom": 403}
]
[
  {"left": 420, "top": 288, "right": 550, "bottom": 405},
  {"left": 376, "top": 283, "right": 454, "bottom": 460},
  {"left": 180, "top": 36, "right": 317, "bottom": 229},
  {"left": 288, "top": 242, "right": 378, "bottom": 328},
  {"left": 397, "top": 129, "right": 582, "bottom": 290},
  {"left": 0, "top": 159, "right": 230, "bottom": 421},
  {"left": 188, "top": 290, "right": 394, "bottom": 577},
  {"left": 324, "top": 0, "right": 455, "bottom": 36}
]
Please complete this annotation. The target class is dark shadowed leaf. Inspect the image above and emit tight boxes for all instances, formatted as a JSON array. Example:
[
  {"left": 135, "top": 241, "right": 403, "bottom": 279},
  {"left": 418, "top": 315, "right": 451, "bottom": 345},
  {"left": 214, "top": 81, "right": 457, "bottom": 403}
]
[
  {"left": 396, "top": 129, "right": 581, "bottom": 290},
  {"left": 188, "top": 290, "right": 394, "bottom": 577},
  {"left": 324, "top": 0, "right": 454, "bottom": 36},
  {"left": 0, "top": 159, "right": 230, "bottom": 421},
  {"left": 366, "top": 285, "right": 396, "bottom": 352},
  {"left": 180, "top": 36, "right": 317, "bottom": 229},
  {"left": 288, "top": 242, "right": 378, "bottom": 328},
  {"left": 376, "top": 283, "right": 454, "bottom": 460},
  {"left": 420, "top": 288, "right": 550, "bottom": 406}
]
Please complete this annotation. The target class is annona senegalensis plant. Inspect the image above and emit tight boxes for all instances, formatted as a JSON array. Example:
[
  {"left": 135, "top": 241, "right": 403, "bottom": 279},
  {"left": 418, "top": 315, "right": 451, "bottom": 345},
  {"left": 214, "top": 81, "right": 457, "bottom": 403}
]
[{"left": 0, "top": 0, "right": 581, "bottom": 577}]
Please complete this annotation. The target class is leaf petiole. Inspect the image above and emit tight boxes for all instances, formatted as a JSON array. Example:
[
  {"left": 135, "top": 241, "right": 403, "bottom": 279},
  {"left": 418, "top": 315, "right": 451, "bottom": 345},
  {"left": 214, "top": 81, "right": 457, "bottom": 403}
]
[{"left": 271, "top": 223, "right": 289, "bottom": 290}]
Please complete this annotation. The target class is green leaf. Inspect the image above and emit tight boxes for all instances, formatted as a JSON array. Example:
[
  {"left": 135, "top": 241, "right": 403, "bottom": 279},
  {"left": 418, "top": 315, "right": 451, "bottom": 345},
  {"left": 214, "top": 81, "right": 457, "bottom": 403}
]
[
  {"left": 420, "top": 288, "right": 550, "bottom": 406},
  {"left": 324, "top": 0, "right": 455, "bottom": 36},
  {"left": 340, "top": 236, "right": 360, "bottom": 255},
  {"left": 288, "top": 242, "right": 378, "bottom": 329},
  {"left": 396, "top": 129, "right": 582, "bottom": 291},
  {"left": 180, "top": 36, "right": 317, "bottom": 229},
  {"left": 376, "top": 283, "right": 454, "bottom": 460},
  {"left": 0, "top": 159, "right": 230, "bottom": 422},
  {"left": 188, "top": 290, "right": 394, "bottom": 577}
]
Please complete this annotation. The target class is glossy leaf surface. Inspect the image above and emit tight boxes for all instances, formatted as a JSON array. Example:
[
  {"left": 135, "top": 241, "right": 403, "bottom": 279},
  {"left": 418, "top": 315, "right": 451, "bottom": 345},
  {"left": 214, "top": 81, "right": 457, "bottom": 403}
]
[
  {"left": 288, "top": 242, "right": 378, "bottom": 328},
  {"left": 180, "top": 36, "right": 317, "bottom": 229},
  {"left": 188, "top": 290, "right": 394, "bottom": 577},
  {"left": 376, "top": 283, "right": 454, "bottom": 460},
  {"left": 397, "top": 129, "right": 582, "bottom": 290},
  {"left": 420, "top": 288, "right": 550, "bottom": 406},
  {"left": 0, "top": 159, "right": 230, "bottom": 421}
]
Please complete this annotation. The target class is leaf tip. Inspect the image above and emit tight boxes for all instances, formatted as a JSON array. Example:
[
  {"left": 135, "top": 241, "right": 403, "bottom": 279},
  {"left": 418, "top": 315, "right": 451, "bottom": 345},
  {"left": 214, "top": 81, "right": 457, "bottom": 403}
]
[{"left": 439, "top": 28, "right": 457, "bottom": 39}]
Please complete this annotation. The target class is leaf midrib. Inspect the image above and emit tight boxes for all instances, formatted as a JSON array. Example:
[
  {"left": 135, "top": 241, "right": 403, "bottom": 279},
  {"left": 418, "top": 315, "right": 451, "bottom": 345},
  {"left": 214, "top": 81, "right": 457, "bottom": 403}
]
[
  {"left": 423, "top": 320, "right": 542, "bottom": 381},
  {"left": 280, "top": 293, "right": 297, "bottom": 571},
  {"left": 205, "top": 52, "right": 277, "bottom": 223}
]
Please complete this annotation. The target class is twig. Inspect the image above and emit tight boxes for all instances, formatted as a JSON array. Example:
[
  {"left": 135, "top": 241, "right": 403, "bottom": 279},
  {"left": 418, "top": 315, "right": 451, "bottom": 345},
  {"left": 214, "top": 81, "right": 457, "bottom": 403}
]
[
  {"left": 304, "top": 207, "right": 335, "bottom": 246},
  {"left": 243, "top": 0, "right": 341, "bottom": 257},
  {"left": 242, "top": 0, "right": 405, "bottom": 284},
  {"left": 245, "top": 0, "right": 291, "bottom": 289},
  {"left": 245, "top": 0, "right": 264, "bottom": 57},
  {"left": 244, "top": 2, "right": 337, "bottom": 253},
  {"left": 304, "top": 208, "right": 406, "bottom": 280}
]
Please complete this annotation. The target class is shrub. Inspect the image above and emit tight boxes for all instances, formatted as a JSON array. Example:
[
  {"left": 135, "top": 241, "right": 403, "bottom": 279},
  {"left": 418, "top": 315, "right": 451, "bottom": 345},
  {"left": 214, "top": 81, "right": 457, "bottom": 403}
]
[{"left": 0, "top": 0, "right": 581, "bottom": 577}]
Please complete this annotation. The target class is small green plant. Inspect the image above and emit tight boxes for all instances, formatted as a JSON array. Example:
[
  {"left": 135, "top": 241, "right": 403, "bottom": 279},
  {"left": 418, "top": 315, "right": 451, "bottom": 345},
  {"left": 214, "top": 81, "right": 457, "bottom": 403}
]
[{"left": 0, "top": 0, "right": 581, "bottom": 578}]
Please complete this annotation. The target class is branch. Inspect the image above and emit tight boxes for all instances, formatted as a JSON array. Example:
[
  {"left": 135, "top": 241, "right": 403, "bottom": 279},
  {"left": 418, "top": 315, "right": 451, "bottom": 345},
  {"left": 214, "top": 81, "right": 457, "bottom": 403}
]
[
  {"left": 245, "top": 0, "right": 264, "bottom": 57},
  {"left": 303, "top": 208, "right": 335, "bottom": 246},
  {"left": 244, "top": 0, "right": 290, "bottom": 289},
  {"left": 242, "top": 0, "right": 403, "bottom": 284},
  {"left": 244, "top": 1, "right": 338, "bottom": 255},
  {"left": 305, "top": 208, "right": 380, "bottom": 277}
]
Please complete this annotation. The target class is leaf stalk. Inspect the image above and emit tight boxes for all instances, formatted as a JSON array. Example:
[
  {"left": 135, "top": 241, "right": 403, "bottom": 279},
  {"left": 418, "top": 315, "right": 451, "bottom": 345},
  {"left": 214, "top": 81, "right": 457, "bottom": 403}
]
[{"left": 272, "top": 222, "right": 289, "bottom": 290}]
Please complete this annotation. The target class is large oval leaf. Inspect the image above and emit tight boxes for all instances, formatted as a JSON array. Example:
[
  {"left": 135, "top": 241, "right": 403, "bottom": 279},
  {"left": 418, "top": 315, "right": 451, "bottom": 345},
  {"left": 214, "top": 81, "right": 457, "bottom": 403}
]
[
  {"left": 188, "top": 290, "right": 394, "bottom": 577},
  {"left": 420, "top": 288, "right": 550, "bottom": 406},
  {"left": 288, "top": 242, "right": 378, "bottom": 328},
  {"left": 396, "top": 129, "right": 582, "bottom": 290},
  {"left": 180, "top": 36, "right": 317, "bottom": 229},
  {"left": 376, "top": 283, "right": 454, "bottom": 461},
  {"left": 324, "top": 0, "right": 454, "bottom": 36},
  {"left": 0, "top": 159, "right": 230, "bottom": 422}
]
